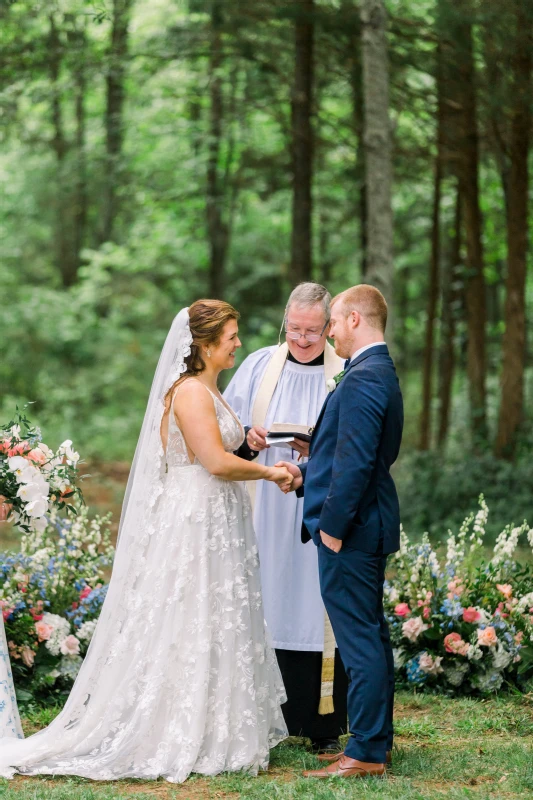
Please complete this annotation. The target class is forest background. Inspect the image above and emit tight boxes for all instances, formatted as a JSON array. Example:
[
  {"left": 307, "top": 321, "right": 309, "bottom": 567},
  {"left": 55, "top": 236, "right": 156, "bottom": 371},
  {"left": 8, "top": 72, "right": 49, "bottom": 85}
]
[{"left": 1, "top": 0, "right": 532, "bottom": 544}]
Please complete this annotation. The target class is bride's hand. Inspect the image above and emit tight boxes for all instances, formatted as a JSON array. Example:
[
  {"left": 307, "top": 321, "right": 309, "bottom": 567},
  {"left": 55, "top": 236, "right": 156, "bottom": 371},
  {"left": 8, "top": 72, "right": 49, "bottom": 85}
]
[{"left": 266, "top": 466, "right": 294, "bottom": 494}]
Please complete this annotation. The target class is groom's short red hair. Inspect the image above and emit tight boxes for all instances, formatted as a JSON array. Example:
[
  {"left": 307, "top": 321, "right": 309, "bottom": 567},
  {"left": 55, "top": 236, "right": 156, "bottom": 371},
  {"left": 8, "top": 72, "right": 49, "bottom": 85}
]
[{"left": 332, "top": 285, "right": 388, "bottom": 333}]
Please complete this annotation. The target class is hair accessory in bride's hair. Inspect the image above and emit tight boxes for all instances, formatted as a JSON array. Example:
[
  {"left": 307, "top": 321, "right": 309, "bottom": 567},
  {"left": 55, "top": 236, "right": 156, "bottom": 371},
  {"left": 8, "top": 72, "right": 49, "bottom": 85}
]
[{"left": 165, "top": 308, "right": 193, "bottom": 391}]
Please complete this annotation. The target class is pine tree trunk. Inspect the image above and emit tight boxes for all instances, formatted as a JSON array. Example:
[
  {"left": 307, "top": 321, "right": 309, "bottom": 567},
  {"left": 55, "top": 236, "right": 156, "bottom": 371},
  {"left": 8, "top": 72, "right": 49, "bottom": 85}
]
[
  {"left": 494, "top": 3, "right": 531, "bottom": 459},
  {"left": 437, "top": 186, "right": 462, "bottom": 446},
  {"left": 419, "top": 138, "right": 442, "bottom": 448},
  {"left": 360, "top": 0, "right": 394, "bottom": 307},
  {"left": 49, "top": 15, "right": 75, "bottom": 288},
  {"left": 71, "top": 22, "right": 87, "bottom": 270},
  {"left": 102, "top": 0, "right": 132, "bottom": 244},
  {"left": 349, "top": 21, "right": 368, "bottom": 279},
  {"left": 290, "top": 0, "right": 314, "bottom": 285},
  {"left": 206, "top": 0, "right": 229, "bottom": 299},
  {"left": 454, "top": 1, "right": 487, "bottom": 443}
]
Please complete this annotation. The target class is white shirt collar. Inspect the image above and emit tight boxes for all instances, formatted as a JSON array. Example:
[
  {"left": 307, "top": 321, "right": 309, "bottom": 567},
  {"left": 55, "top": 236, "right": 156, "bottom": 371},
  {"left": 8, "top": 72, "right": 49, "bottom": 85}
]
[{"left": 350, "top": 342, "right": 386, "bottom": 363}]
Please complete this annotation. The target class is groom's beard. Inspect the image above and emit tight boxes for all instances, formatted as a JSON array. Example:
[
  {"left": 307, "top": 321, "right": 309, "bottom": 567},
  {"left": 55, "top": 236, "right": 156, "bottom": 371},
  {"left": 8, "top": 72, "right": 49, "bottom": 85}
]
[{"left": 333, "top": 340, "right": 349, "bottom": 359}]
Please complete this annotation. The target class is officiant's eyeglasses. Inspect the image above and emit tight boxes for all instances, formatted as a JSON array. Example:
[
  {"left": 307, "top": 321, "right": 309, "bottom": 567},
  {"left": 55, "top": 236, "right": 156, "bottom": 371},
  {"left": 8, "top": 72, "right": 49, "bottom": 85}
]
[{"left": 283, "top": 321, "right": 328, "bottom": 343}]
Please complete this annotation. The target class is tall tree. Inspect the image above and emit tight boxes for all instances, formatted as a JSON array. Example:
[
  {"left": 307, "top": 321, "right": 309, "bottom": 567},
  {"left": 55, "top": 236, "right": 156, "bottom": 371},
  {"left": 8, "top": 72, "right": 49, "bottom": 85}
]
[
  {"left": 419, "top": 40, "right": 443, "bottom": 450},
  {"left": 360, "top": 0, "right": 394, "bottom": 307},
  {"left": 48, "top": 13, "right": 74, "bottom": 288},
  {"left": 206, "top": 0, "right": 228, "bottom": 298},
  {"left": 67, "top": 16, "right": 88, "bottom": 272},
  {"left": 290, "top": 0, "right": 315, "bottom": 285},
  {"left": 453, "top": 0, "right": 487, "bottom": 443},
  {"left": 437, "top": 186, "right": 462, "bottom": 446},
  {"left": 495, "top": 2, "right": 532, "bottom": 458},
  {"left": 101, "top": 0, "right": 133, "bottom": 244}
]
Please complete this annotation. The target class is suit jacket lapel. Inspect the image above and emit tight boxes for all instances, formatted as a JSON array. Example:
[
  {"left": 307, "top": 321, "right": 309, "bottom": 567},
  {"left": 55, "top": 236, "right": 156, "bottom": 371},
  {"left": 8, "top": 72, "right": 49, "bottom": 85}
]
[{"left": 310, "top": 344, "right": 389, "bottom": 454}]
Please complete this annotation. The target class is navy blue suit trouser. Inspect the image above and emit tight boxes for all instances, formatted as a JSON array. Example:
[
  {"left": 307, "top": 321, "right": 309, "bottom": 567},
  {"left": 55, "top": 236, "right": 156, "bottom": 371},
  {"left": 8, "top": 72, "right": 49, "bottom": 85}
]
[{"left": 317, "top": 540, "right": 394, "bottom": 763}]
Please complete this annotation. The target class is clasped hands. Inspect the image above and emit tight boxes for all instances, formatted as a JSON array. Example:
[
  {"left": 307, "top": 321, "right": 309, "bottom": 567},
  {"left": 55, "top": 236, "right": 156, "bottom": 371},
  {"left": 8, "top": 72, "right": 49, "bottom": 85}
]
[{"left": 273, "top": 461, "right": 342, "bottom": 552}]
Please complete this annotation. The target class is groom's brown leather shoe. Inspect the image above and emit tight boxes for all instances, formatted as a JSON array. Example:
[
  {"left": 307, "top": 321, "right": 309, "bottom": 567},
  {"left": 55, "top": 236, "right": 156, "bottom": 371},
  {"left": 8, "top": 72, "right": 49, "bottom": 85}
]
[
  {"left": 303, "top": 755, "right": 386, "bottom": 779},
  {"left": 317, "top": 749, "right": 392, "bottom": 765}
]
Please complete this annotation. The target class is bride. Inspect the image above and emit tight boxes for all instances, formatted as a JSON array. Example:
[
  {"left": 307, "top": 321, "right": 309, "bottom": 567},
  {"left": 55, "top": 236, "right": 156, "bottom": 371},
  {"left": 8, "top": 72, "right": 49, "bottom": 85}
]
[{"left": 0, "top": 300, "right": 292, "bottom": 782}]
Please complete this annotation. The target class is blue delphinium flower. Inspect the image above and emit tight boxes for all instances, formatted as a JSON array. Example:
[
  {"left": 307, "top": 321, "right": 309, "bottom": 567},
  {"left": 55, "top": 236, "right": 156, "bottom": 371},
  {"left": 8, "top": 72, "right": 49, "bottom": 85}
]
[{"left": 406, "top": 656, "right": 427, "bottom": 685}]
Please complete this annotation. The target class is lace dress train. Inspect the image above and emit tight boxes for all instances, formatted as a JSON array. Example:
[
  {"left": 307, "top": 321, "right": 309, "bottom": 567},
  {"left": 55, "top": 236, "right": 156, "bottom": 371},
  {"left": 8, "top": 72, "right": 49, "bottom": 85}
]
[{"left": 0, "top": 387, "right": 287, "bottom": 781}]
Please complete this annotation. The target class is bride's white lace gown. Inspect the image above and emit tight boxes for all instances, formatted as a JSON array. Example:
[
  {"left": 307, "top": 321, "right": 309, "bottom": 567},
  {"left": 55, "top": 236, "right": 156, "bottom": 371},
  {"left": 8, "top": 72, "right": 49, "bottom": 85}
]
[{"left": 0, "top": 386, "right": 287, "bottom": 781}]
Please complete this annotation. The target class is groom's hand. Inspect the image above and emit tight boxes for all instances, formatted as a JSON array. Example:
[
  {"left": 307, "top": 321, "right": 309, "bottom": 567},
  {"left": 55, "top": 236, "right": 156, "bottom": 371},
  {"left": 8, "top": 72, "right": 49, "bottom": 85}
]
[
  {"left": 275, "top": 461, "right": 302, "bottom": 492},
  {"left": 320, "top": 530, "right": 343, "bottom": 552}
]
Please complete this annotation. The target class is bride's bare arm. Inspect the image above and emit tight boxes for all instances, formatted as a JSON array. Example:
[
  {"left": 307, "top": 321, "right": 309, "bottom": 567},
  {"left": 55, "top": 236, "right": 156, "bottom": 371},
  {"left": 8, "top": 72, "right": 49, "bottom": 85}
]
[{"left": 173, "top": 381, "right": 292, "bottom": 487}]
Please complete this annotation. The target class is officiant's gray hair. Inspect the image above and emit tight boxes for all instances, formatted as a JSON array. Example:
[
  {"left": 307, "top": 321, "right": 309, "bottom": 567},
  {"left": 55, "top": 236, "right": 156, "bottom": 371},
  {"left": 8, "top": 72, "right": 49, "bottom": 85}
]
[{"left": 285, "top": 282, "right": 331, "bottom": 323}]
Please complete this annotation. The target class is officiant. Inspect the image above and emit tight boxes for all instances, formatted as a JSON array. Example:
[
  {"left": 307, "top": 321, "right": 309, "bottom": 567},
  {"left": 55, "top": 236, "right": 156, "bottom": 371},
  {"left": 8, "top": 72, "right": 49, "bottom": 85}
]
[{"left": 224, "top": 282, "right": 348, "bottom": 754}]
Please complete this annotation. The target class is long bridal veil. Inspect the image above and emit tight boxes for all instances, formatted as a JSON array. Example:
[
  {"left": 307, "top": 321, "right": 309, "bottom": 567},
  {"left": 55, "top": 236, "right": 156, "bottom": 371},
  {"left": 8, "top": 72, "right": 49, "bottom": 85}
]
[{"left": 0, "top": 309, "right": 194, "bottom": 775}]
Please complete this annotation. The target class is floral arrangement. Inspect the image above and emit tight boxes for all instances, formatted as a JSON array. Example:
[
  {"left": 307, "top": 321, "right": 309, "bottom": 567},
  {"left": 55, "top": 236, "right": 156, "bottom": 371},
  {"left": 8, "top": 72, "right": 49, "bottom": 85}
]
[
  {"left": 0, "top": 406, "right": 84, "bottom": 534},
  {"left": 386, "top": 496, "right": 533, "bottom": 695},
  {"left": 1, "top": 507, "right": 114, "bottom": 704}
]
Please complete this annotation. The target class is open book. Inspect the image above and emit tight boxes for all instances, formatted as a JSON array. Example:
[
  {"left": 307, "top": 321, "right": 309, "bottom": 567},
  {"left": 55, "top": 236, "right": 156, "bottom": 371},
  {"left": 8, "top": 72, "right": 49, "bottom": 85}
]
[{"left": 265, "top": 422, "right": 313, "bottom": 448}]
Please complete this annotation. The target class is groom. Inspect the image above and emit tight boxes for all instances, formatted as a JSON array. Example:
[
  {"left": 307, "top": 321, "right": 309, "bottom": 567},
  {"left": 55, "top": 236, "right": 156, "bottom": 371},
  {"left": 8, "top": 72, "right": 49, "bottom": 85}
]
[{"left": 277, "top": 284, "right": 403, "bottom": 779}]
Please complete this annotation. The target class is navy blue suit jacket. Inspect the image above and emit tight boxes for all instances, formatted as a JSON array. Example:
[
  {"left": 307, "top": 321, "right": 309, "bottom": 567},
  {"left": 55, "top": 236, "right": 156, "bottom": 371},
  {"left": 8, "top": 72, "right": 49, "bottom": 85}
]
[{"left": 298, "top": 344, "right": 403, "bottom": 555}]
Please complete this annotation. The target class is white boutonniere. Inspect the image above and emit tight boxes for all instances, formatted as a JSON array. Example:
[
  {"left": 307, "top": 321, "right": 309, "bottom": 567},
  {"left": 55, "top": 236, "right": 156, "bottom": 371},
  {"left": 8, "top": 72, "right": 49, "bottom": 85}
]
[{"left": 326, "top": 370, "right": 346, "bottom": 393}]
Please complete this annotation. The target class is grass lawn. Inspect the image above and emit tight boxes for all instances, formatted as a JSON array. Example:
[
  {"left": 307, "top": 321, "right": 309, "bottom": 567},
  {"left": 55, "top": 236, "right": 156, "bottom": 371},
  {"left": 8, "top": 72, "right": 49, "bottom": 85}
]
[{"left": 1, "top": 692, "right": 532, "bottom": 800}]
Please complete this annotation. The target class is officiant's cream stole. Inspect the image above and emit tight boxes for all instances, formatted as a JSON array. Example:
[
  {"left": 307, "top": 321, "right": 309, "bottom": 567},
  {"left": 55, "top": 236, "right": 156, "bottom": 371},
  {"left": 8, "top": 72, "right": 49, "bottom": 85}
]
[{"left": 250, "top": 341, "right": 343, "bottom": 715}]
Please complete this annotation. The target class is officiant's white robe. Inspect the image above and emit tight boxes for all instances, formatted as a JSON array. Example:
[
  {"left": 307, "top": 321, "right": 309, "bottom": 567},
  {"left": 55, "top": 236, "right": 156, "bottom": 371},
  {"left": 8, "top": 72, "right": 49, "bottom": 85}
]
[{"left": 225, "top": 346, "right": 331, "bottom": 652}]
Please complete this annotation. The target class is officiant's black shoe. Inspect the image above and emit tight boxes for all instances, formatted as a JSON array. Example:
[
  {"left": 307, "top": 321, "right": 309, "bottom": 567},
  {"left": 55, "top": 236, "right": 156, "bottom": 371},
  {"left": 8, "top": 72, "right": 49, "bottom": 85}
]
[
  {"left": 317, "top": 749, "right": 392, "bottom": 764},
  {"left": 310, "top": 738, "right": 342, "bottom": 755}
]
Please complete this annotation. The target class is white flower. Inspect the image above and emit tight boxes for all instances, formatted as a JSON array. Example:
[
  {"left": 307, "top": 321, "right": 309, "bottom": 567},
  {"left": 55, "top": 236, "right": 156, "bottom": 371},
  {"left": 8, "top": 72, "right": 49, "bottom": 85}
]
[
  {"left": 49, "top": 473, "right": 71, "bottom": 493},
  {"left": 8, "top": 456, "right": 39, "bottom": 484},
  {"left": 386, "top": 586, "right": 399, "bottom": 603},
  {"left": 492, "top": 644, "right": 513, "bottom": 671},
  {"left": 393, "top": 647, "right": 407, "bottom": 669},
  {"left": 10, "top": 424, "right": 21, "bottom": 440},
  {"left": 58, "top": 655, "right": 82, "bottom": 681},
  {"left": 466, "top": 645, "right": 483, "bottom": 661},
  {"left": 326, "top": 378, "right": 336, "bottom": 393},
  {"left": 77, "top": 620, "right": 97, "bottom": 642},
  {"left": 25, "top": 497, "right": 49, "bottom": 518},
  {"left": 31, "top": 516, "right": 48, "bottom": 533},
  {"left": 59, "top": 439, "right": 79, "bottom": 465},
  {"left": 517, "top": 592, "right": 533, "bottom": 614},
  {"left": 42, "top": 613, "right": 71, "bottom": 656}
]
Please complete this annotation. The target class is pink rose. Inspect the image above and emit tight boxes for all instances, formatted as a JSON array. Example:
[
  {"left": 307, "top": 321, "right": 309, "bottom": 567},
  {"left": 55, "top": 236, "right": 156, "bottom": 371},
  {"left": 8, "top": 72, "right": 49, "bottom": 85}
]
[
  {"left": 463, "top": 607, "right": 481, "bottom": 624},
  {"left": 21, "top": 646, "right": 35, "bottom": 668},
  {"left": 394, "top": 603, "right": 411, "bottom": 617},
  {"left": 27, "top": 448, "right": 47, "bottom": 465},
  {"left": 423, "top": 607, "right": 431, "bottom": 619},
  {"left": 35, "top": 621, "right": 54, "bottom": 642},
  {"left": 402, "top": 616, "right": 428, "bottom": 642},
  {"left": 2, "top": 606, "right": 14, "bottom": 622},
  {"left": 447, "top": 580, "right": 464, "bottom": 597},
  {"left": 444, "top": 632, "right": 469, "bottom": 656},
  {"left": 419, "top": 652, "right": 443, "bottom": 675},
  {"left": 80, "top": 586, "right": 93, "bottom": 601},
  {"left": 477, "top": 626, "right": 498, "bottom": 647},
  {"left": 60, "top": 635, "right": 80, "bottom": 656},
  {"left": 496, "top": 584, "right": 513, "bottom": 599}
]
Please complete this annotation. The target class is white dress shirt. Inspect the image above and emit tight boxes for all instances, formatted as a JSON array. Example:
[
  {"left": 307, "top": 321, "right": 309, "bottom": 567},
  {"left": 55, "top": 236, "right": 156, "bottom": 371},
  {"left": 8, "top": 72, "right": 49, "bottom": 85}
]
[{"left": 350, "top": 341, "right": 386, "bottom": 363}]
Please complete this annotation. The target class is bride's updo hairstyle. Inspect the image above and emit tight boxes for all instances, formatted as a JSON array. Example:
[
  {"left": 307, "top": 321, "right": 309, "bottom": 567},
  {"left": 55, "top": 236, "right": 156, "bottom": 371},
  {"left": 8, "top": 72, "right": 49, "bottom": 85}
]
[{"left": 185, "top": 298, "right": 240, "bottom": 375}]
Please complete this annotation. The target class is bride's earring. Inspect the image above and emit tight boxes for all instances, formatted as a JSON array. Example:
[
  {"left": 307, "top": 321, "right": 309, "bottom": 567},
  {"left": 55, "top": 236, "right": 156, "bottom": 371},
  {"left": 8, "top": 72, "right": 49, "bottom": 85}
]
[{"left": 206, "top": 348, "right": 212, "bottom": 358}]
